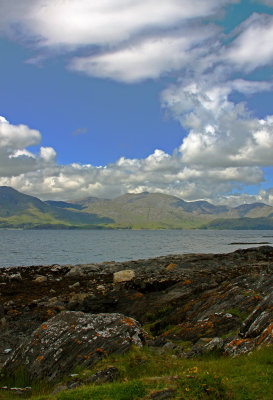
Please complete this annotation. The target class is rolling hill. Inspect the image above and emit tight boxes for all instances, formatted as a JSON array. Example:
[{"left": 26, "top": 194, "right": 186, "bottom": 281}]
[
  {"left": 0, "top": 186, "right": 273, "bottom": 229},
  {"left": 0, "top": 186, "right": 113, "bottom": 229}
]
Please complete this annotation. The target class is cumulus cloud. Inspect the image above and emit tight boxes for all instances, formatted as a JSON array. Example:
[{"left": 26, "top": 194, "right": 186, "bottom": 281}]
[
  {"left": 1, "top": 1, "right": 273, "bottom": 205},
  {"left": 0, "top": 114, "right": 269, "bottom": 205},
  {"left": 0, "top": 161, "right": 268, "bottom": 205},
  {"left": 259, "top": 187, "right": 273, "bottom": 204},
  {"left": 0, "top": 116, "right": 41, "bottom": 148},
  {"left": 0, "top": 116, "right": 56, "bottom": 177},
  {"left": 162, "top": 81, "right": 273, "bottom": 168}
]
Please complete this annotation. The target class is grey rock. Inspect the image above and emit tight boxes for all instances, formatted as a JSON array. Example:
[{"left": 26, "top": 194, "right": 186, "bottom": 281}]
[
  {"left": 224, "top": 293, "right": 273, "bottom": 356},
  {"left": 85, "top": 366, "right": 120, "bottom": 384},
  {"left": 240, "top": 292, "right": 273, "bottom": 338},
  {"left": 65, "top": 266, "right": 84, "bottom": 277},
  {"left": 69, "top": 281, "right": 80, "bottom": 289},
  {"left": 204, "top": 337, "right": 224, "bottom": 352},
  {"left": 3, "top": 311, "right": 146, "bottom": 382},
  {"left": 162, "top": 342, "right": 177, "bottom": 351}
]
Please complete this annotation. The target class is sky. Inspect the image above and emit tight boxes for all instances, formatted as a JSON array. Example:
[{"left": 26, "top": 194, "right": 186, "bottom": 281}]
[{"left": 1, "top": 0, "right": 273, "bottom": 205}]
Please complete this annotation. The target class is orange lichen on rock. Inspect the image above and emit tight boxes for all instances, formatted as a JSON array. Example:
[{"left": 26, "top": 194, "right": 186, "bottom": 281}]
[
  {"left": 47, "top": 309, "right": 55, "bottom": 318},
  {"left": 229, "top": 338, "right": 247, "bottom": 347},
  {"left": 96, "top": 348, "right": 103, "bottom": 353},
  {"left": 130, "top": 292, "right": 144, "bottom": 299},
  {"left": 166, "top": 263, "right": 177, "bottom": 271},
  {"left": 121, "top": 317, "right": 135, "bottom": 326},
  {"left": 256, "top": 322, "right": 273, "bottom": 345}
]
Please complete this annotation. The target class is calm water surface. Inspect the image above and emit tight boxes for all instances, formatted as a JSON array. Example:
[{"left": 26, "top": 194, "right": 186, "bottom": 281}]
[{"left": 0, "top": 229, "right": 273, "bottom": 268}]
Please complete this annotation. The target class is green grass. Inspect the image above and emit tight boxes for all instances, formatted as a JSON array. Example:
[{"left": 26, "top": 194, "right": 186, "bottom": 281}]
[
  {"left": 1, "top": 345, "right": 272, "bottom": 400},
  {"left": 56, "top": 380, "right": 146, "bottom": 400}
]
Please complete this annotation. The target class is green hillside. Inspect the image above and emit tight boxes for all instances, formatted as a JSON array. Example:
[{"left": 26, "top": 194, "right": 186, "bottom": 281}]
[
  {"left": 76, "top": 192, "right": 213, "bottom": 229},
  {"left": 0, "top": 186, "right": 273, "bottom": 229},
  {"left": 74, "top": 192, "right": 273, "bottom": 229},
  {"left": 202, "top": 217, "right": 273, "bottom": 230},
  {"left": 0, "top": 186, "right": 113, "bottom": 229}
]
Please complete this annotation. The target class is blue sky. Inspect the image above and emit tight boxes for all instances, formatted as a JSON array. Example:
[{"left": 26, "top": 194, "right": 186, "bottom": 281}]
[{"left": 0, "top": 0, "right": 273, "bottom": 205}]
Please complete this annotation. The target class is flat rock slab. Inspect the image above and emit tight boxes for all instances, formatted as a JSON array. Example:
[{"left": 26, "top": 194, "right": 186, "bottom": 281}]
[{"left": 3, "top": 311, "right": 146, "bottom": 382}]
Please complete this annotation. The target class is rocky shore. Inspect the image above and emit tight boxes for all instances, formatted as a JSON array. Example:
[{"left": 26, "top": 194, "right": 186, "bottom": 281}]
[{"left": 0, "top": 246, "right": 272, "bottom": 384}]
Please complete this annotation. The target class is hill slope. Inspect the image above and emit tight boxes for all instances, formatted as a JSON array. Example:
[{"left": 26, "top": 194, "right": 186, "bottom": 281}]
[
  {"left": 0, "top": 186, "right": 113, "bottom": 229},
  {"left": 73, "top": 191, "right": 273, "bottom": 229},
  {"left": 0, "top": 186, "right": 273, "bottom": 229}
]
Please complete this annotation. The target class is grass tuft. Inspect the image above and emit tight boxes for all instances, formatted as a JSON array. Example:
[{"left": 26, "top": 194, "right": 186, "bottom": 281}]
[{"left": 0, "top": 345, "right": 272, "bottom": 399}]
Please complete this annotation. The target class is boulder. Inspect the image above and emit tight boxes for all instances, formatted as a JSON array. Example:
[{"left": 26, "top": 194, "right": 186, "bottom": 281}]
[
  {"left": 204, "top": 337, "right": 224, "bottom": 352},
  {"left": 65, "top": 266, "right": 84, "bottom": 277},
  {"left": 85, "top": 366, "right": 120, "bottom": 384},
  {"left": 34, "top": 275, "right": 47, "bottom": 283},
  {"left": 3, "top": 311, "right": 146, "bottom": 382},
  {"left": 113, "top": 270, "right": 135, "bottom": 283}
]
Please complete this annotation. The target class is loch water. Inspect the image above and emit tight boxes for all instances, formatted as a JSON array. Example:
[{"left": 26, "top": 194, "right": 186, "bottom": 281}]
[{"left": 0, "top": 229, "right": 273, "bottom": 268}]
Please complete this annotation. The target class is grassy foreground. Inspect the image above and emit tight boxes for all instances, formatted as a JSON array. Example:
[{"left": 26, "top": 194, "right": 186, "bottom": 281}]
[{"left": 1, "top": 345, "right": 272, "bottom": 400}]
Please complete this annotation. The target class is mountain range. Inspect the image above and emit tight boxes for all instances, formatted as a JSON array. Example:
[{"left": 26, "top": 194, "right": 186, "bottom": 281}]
[{"left": 0, "top": 186, "right": 273, "bottom": 229}]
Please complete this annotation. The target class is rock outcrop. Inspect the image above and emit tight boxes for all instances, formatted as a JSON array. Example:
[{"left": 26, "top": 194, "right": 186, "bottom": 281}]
[
  {"left": 224, "top": 292, "right": 273, "bottom": 356},
  {"left": 0, "top": 246, "right": 272, "bottom": 379},
  {"left": 3, "top": 311, "right": 145, "bottom": 382}
]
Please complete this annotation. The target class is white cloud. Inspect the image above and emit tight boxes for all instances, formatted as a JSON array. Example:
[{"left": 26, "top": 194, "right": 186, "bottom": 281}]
[
  {"left": 0, "top": 116, "right": 41, "bottom": 148},
  {"left": 225, "top": 13, "right": 273, "bottom": 71},
  {"left": 230, "top": 79, "right": 273, "bottom": 94},
  {"left": 70, "top": 26, "right": 217, "bottom": 82},
  {"left": 39, "top": 147, "right": 57, "bottom": 163},
  {"left": 0, "top": 116, "right": 56, "bottom": 177},
  {"left": 259, "top": 187, "right": 273, "bottom": 204},
  {"left": 1, "top": 1, "right": 273, "bottom": 206},
  {"left": 161, "top": 80, "right": 273, "bottom": 169},
  {"left": 0, "top": 118, "right": 268, "bottom": 205},
  {"left": 0, "top": 0, "right": 235, "bottom": 47},
  {"left": 0, "top": 0, "right": 237, "bottom": 82},
  {"left": 0, "top": 0, "right": 271, "bottom": 85}
]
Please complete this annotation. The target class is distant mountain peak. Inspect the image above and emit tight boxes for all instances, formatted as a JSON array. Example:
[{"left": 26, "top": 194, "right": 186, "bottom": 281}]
[{"left": 0, "top": 186, "right": 272, "bottom": 230}]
